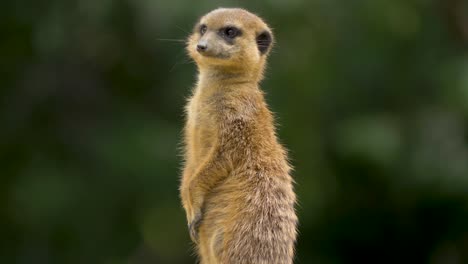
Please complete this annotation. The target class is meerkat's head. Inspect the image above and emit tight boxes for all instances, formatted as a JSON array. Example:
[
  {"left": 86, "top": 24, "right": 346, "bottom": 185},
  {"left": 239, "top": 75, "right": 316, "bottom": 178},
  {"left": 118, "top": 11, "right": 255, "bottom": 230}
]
[{"left": 187, "top": 8, "right": 274, "bottom": 81}]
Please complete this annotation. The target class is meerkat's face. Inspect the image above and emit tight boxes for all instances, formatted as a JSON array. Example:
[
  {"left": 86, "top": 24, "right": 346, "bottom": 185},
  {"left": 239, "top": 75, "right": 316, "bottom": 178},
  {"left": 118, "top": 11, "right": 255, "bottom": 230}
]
[{"left": 187, "top": 8, "right": 273, "bottom": 70}]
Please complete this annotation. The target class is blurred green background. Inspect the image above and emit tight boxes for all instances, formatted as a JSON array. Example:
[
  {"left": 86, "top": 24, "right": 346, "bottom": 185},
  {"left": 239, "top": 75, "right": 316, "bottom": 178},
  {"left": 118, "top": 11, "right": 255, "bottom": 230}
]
[{"left": 1, "top": 0, "right": 468, "bottom": 263}]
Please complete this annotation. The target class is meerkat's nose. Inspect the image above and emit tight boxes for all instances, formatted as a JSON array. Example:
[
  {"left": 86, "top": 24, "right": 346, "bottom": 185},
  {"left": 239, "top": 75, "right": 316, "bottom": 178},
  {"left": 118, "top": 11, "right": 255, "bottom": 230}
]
[
  {"left": 196, "top": 40, "right": 208, "bottom": 53},
  {"left": 197, "top": 44, "right": 207, "bottom": 52}
]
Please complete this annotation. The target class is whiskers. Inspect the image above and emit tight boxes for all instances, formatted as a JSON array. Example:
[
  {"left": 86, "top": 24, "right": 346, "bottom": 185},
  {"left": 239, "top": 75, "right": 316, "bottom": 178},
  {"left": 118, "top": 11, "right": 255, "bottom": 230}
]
[
  {"left": 156, "top": 38, "right": 186, "bottom": 43},
  {"left": 156, "top": 24, "right": 190, "bottom": 43},
  {"left": 169, "top": 55, "right": 195, "bottom": 73},
  {"left": 160, "top": 40, "right": 194, "bottom": 72},
  {"left": 157, "top": 32, "right": 194, "bottom": 72}
]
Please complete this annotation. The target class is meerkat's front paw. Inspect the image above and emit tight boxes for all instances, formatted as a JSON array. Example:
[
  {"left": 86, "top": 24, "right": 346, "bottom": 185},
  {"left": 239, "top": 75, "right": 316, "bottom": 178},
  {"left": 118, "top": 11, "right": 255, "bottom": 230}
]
[{"left": 188, "top": 209, "right": 202, "bottom": 244}]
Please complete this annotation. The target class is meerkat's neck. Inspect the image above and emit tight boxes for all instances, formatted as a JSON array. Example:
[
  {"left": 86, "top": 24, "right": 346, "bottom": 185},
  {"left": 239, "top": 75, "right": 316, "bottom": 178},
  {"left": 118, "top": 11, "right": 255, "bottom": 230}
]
[{"left": 197, "top": 65, "right": 263, "bottom": 87}]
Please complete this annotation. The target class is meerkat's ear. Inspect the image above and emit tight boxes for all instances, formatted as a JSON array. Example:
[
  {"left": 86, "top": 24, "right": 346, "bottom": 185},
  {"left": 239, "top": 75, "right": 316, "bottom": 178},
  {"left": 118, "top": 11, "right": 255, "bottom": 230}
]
[{"left": 256, "top": 31, "right": 272, "bottom": 55}]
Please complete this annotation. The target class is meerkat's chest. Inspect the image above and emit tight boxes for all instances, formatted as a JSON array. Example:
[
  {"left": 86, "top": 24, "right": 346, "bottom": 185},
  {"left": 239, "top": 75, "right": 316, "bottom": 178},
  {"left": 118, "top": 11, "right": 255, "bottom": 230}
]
[{"left": 186, "top": 94, "right": 218, "bottom": 149}]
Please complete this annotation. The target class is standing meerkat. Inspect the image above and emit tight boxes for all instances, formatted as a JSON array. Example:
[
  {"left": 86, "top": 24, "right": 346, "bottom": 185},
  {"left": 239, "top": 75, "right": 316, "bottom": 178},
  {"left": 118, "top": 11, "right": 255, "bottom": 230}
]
[{"left": 180, "top": 8, "right": 297, "bottom": 264}]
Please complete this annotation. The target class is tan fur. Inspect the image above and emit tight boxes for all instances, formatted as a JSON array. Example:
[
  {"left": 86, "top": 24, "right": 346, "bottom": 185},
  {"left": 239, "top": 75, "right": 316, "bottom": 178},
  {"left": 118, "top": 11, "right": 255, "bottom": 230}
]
[{"left": 180, "top": 8, "right": 297, "bottom": 264}]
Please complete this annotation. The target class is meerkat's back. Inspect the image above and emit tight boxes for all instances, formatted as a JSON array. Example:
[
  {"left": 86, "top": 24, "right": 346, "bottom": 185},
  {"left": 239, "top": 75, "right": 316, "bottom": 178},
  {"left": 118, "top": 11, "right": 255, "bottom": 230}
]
[{"left": 180, "top": 8, "right": 297, "bottom": 264}]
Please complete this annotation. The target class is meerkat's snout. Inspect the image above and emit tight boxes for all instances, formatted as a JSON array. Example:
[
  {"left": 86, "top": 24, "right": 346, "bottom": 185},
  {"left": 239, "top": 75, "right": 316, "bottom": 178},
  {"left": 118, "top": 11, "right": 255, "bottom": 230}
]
[
  {"left": 194, "top": 31, "right": 230, "bottom": 58},
  {"left": 196, "top": 41, "right": 208, "bottom": 53}
]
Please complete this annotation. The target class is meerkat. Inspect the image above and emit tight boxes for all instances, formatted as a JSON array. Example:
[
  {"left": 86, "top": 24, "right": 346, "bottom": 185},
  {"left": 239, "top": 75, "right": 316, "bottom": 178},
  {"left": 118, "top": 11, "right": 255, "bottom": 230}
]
[{"left": 180, "top": 8, "right": 297, "bottom": 264}]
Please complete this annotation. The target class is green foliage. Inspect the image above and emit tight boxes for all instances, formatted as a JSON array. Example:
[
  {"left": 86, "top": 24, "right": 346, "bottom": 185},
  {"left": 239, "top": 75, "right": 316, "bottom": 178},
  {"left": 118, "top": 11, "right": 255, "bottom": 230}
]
[{"left": 1, "top": 0, "right": 467, "bottom": 263}]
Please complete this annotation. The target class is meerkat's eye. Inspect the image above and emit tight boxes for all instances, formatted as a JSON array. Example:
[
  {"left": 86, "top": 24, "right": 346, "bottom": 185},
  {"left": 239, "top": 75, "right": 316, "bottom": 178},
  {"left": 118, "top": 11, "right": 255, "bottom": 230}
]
[
  {"left": 223, "top": 27, "right": 239, "bottom": 39},
  {"left": 200, "top": 24, "right": 207, "bottom": 35}
]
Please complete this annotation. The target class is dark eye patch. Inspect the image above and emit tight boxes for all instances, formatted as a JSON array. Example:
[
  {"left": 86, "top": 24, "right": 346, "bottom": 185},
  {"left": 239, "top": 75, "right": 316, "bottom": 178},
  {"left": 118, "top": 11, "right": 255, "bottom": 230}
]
[
  {"left": 218, "top": 26, "right": 241, "bottom": 44},
  {"left": 199, "top": 24, "right": 207, "bottom": 35},
  {"left": 223, "top": 27, "right": 239, "bottom": 38}
]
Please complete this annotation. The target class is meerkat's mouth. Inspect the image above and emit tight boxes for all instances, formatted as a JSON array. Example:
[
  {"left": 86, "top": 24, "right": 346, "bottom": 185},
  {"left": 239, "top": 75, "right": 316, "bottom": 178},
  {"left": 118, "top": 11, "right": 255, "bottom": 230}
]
[
  {"left": 195, "top": 44, "right": 231, "bottom": 59},
  {"left": 206, "top": 54, "right": 230, "bottom": 59},
  {"left": 198, "top": 51, "right": 230, "bottom": 59}
]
